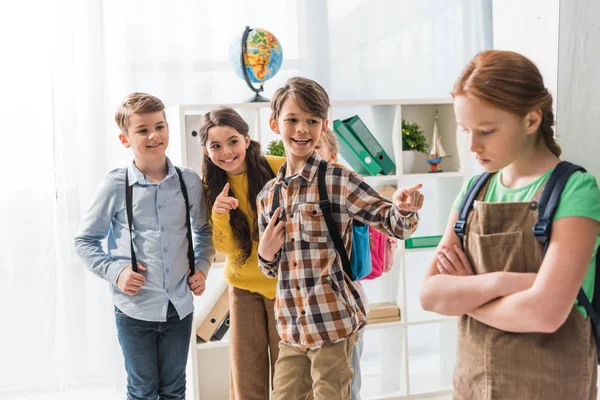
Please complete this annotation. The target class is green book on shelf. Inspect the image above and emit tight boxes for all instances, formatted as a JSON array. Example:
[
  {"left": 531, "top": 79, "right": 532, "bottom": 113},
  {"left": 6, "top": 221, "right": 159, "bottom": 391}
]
[
  {"left": 333, "top": 119, "right": 382, "bottom": 176},
  {"left": 405, "top": 235, "right": 443, "bottom": 249},
  {"left": 343, "top": 115, "right": 396, "bottom": 175}
]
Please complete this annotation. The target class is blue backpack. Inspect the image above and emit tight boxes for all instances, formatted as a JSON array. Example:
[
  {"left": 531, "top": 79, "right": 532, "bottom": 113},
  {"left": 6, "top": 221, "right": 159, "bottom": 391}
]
[
  {"left": 454, "top": 161, "right": 600, "bottom": 362},
  {"left": 317, "top": 160, "right": 372, "bottom": 281}
]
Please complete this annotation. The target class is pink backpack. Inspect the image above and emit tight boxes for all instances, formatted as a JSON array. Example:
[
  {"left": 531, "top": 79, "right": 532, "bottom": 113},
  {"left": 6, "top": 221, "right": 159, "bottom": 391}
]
[{"left": 362, "top": 227, "right": 397, "bottom": 280}]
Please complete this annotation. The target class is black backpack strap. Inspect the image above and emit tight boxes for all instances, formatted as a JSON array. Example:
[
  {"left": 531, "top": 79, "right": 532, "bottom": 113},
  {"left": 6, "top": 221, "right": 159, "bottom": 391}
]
[
  {"left": 175, "top": 167, "right": 196, "bottom": 276},
  {"left": 270, "top": 183, "right": 281, "bottom": 215},
  {"left": 534, "top": 161, "right": 586, "bottom": 254},
  {"left": 125, "top": 170, "right": 138, "bottom": 273},
  {"left": 532, "top": 162, "right": 599, "bottom": 332},
  {"left": 454, "top": 172, "right": 493, "bottom": 247},
  {"left": 317, "top": 160, "right": 355, "bottom": 280}
]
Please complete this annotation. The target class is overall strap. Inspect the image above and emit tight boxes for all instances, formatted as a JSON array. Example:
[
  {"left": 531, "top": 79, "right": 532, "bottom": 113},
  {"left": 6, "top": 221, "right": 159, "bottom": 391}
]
[
  {"left": 454, "top": 172, "right": 493, "bottom": 246},
  {"left": 317, "top": 160, "right": 355, "bottom": 280}
]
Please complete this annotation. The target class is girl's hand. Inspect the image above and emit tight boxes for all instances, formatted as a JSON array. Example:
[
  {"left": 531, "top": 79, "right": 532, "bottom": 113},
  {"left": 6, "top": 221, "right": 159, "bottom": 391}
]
[
  {"left": 258, "top": 207, "right": 286, "bottom": 262},
  {"left": 213, "top": 183, "right": 239, "bottom": 214},
  {"left": 393, "top": 184, "right": 424, "bottom": 213},
  {"left": 187, "top": 269, "right": 206, "bottom": 296},
  {"left": 436, "top": 244, "right": 474, "bottom": 275}
]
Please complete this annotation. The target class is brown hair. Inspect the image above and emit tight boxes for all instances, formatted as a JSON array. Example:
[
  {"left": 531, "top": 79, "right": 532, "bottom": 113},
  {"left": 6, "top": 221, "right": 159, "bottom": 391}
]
[
  {"left": 452, "top": 50, "right": 561, "bottom": 157},
  {"left": 198, "top": 108, "right": 275, "bottom": 265},
  {"left": 270, "top": 77, "right": 330, "bottom": 121},
  {"left": 319, "top": 128, "right": 338, "bottom": 154},
  {"left": 114, "top": 92, "right": 166, "bottom": 132}
]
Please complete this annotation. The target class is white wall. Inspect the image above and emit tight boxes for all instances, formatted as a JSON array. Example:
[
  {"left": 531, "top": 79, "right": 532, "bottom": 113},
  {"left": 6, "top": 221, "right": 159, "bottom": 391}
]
[
  {"left": 555, "top": 1, "right": 600, "bottom": 178},
  {"left": 492, "top": 0, "right": 560, "bottom": 101}
]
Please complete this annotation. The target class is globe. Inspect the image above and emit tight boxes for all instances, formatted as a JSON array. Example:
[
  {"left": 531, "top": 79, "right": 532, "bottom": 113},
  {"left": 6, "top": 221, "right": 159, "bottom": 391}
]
[{"left": 228, "top": 27, "right": 283, "bottom": 101}]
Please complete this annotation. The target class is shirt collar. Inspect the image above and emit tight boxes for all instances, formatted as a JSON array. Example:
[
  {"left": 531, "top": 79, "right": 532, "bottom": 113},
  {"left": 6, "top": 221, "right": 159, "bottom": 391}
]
[
  {"left": 127, "top": 157, "right": 175, "bottom": 186},
  {"left": 272, "top": 151, "right": 323, "bottom": 189}
]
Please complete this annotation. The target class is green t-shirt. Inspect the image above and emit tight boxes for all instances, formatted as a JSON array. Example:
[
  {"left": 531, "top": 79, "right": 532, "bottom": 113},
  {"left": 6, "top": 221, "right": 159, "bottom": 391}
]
[{"left": 452, "top": 169, "right": 600, "bottom": 317}]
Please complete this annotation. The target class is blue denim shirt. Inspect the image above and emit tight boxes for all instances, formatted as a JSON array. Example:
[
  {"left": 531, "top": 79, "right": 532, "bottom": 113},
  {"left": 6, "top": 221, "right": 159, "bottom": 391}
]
[{"left": 74, "top": 159, "right": 214, "bottom": 322}]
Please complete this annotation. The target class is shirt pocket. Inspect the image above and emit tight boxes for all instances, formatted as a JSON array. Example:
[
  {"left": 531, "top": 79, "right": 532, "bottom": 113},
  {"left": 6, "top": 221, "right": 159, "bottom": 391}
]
[{"left": 296, "top": 203, "right": 328, "bottom": 244}]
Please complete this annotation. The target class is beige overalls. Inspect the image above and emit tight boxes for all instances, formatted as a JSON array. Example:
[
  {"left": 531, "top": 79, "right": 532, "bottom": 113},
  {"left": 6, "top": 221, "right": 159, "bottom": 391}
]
[{"left": 453, "top": 179, "right": 597, "bottom": 400}]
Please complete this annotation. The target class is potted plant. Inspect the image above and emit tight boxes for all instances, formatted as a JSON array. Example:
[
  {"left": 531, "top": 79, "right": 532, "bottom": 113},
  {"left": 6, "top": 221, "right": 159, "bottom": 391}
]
[
  {"left": 266, "top": 139, "right": 285, "bottom": 156},
  {"left": 401, "top": 119, "right": 428, "bottom": 173}
]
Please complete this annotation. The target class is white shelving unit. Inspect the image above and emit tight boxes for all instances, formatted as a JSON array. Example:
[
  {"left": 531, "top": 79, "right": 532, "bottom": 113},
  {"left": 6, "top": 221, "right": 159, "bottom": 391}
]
[{"left": 167, "top": 98, "right": 469, "bottom": 400}]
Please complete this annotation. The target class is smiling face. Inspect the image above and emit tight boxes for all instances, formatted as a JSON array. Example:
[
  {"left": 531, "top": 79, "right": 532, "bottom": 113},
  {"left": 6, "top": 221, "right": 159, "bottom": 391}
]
[
  {"left": 269, "top": 96, "right": 328, "bottom": 166},
  {"left": 119, "top": 111, "right": 169, "bottom": 162},
  {"left": 454, "top": 94, "right": 540, "bottom": 172},
  {"left": 203, "top": 125, "right": 250, "bottom": 175}
]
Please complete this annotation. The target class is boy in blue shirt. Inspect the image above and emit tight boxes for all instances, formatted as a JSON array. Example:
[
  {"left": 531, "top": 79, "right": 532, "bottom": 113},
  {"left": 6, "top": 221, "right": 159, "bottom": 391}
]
[{"left": 74, "top": 92, "right": 214, "bottom": 400}]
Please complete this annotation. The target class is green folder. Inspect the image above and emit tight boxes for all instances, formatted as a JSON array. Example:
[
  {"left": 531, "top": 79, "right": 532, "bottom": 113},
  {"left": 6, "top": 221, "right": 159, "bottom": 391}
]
[
  {"left": 343, "top": 116, "right": 396, "bottom": 175},
  {"left": 333, "top": 120, "right": 382, "bottom": 176}
]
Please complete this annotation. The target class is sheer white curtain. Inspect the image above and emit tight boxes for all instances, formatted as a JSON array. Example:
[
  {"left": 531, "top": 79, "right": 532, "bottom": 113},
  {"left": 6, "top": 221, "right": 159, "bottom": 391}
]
[{"left": 0, "top": 1, "right": 490, "bottom": 399}]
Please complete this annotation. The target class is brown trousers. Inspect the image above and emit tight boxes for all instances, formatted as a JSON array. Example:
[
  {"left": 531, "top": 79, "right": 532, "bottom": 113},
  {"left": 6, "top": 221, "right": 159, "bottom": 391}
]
[
  {"left": 271, "top": 332, "right": 358, "bottom": 400},
  {"left": 228, "top": 286, "right": 280, "bottom": 400}
]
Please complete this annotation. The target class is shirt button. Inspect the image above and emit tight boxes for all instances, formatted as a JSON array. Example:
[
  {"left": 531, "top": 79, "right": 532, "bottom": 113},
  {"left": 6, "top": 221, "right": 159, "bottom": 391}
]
[
  {"left": 166, "top": 268, "right": 170, "bottom": 273},
  {"left": 293, "top": 262, "right": 297, "bottom": 266},
  {"left": 301, "top": 310, "right": 306, "bottom": 315},
  {"left": 163, "top": 247, "right": 168, "bottom": 252},
  {"left": 312, "top": 210, "right": 317, "bottom": 215},
  {"left": 296, "top": 286, "right": 301, "bottom": 290},
  {"left": 289, "top": 213, "right": 294, "bottom": 218},
  {"left": 158, "top": 205, "right": 162, "bottom": 210},
  {"left": 161, "top": 226, "right": 165, "bottom": 232},
  {"left": 291, "top": 238, "right": 295, "bottom": 243}
]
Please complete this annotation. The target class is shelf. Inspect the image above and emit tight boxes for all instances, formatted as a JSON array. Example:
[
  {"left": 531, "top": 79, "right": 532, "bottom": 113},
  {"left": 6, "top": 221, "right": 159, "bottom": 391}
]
[
  {"left": 176, "top": 98, "right": 454, "bottom": 113},
  {"left": 197, "top": 338, "right": 229, "bottom": 350},
  {"left": 365, "top": 320, "right": 403, "bottom": 330},
  {"left": 405, "top": 247, "right": 437, "bottom": 253},
  {"left": 405, "top": 317, "right": 456, "bottom": 327},
  {"left": 364, "top": 389, "right": 453, "bottom": 400},
  {"left": 402, "top": 171, "right": 464, "bottom": 179}
]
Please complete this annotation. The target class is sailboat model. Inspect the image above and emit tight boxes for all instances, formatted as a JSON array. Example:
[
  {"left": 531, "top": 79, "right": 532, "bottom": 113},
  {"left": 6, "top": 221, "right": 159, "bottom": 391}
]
[{"left": 427, "top": 112, "right": 450, "bottom": 173}]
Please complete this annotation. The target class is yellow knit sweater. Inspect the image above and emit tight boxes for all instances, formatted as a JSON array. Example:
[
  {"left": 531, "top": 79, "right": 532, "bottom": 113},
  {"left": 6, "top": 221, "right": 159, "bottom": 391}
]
[{"left": 210, "top": 155, "right": 286, "bottom": 299}]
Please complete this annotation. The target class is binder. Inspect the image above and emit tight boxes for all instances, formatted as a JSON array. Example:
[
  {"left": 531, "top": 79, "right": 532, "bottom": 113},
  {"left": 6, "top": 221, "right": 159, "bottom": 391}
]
[
  {"left": 343, "top": 116, "right": 396, "bottom": 175},
  {"left": 196, "top": 286, "right": 229, "bottom": 341},
  {"left": 210, "top": 312, "right": 230, "bottom": 341},
  {"left": 333, "top": 120, "right": 382, "bottom": 176}
]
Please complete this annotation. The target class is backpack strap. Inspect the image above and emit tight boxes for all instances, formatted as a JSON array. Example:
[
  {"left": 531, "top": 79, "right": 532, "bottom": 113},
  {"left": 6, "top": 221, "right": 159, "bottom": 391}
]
[
  {"left": 125, "top": 170, "right": 138, "bottom": 273},
  {"left": 175, "top": 167, "right": 196, "bottom": 277},
  {"left": 317, "top": 160, "right": 355, "bottom": 281},
  {"left": 532, "top": 162, "right": 600, "bottom": 326},
  {"left": 454, "top": 172, "right": 493, "bottom": 246},
  {"left": 125, "top": 167, "right": 195, "bottom": 276}
]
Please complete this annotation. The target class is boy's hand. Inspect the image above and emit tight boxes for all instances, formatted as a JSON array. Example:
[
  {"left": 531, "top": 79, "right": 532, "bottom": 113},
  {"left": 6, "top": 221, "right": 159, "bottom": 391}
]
[
  {"left": 187, "top": 269, "right": 206, "bottom": 296},
  {"left": 436, "top": 244, "right": 473, "bottom": 276},
  {"left": 393, "top": 184, "right": 424, "bottom": 213},
  {"left": 117, "top": 264, "right": 147, "bottom": 296},
  {"left": 213, "top": 183, "right": 239, "bottom": 214},
  {"left": 258, "top": 207, "right": 286, "bottom": 262}
]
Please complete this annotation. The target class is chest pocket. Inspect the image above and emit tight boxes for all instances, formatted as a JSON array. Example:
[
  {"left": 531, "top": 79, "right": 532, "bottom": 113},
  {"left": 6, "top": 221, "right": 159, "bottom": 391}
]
[{"left": 296, "top": 203, "right": 328, "bottom": 243}]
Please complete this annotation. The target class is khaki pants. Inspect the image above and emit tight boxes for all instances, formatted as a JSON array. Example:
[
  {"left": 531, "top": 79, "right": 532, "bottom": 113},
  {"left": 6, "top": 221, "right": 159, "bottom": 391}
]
[
  {"left": 228, "top": 286, "right": 280, "bottom": 400},
  {"left": 272, "top": 332, "right": 358, "bottom": 400}
]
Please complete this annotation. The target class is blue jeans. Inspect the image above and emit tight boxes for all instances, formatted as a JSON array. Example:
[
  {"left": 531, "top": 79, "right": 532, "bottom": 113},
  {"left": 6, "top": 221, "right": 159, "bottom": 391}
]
[{"left": 115, "top": 302, "right": 193, "bottom": 400}]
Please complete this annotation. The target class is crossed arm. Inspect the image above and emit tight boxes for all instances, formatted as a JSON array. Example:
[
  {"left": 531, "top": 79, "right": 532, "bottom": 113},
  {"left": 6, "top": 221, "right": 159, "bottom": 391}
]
[{"left": 420, "top": 211, "right": 599, "bottom": 333}]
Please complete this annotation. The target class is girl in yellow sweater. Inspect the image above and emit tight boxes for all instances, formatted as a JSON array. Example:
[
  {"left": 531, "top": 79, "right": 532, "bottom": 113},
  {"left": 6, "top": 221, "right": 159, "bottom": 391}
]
[{"left": 198, "top": 107, "right": 285, "bottom": 400}]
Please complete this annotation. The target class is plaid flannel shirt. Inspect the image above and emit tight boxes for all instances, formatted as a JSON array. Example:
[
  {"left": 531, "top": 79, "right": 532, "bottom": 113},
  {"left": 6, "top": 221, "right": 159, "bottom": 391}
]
[{"left": 257, "top": 152, "right": 419, "bottom": 348}]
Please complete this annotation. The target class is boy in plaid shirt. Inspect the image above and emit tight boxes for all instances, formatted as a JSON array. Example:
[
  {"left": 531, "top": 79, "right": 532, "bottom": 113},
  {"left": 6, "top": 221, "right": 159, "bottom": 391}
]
[{"left": 257, "top": 77, "right": 424, "bottom": 400}]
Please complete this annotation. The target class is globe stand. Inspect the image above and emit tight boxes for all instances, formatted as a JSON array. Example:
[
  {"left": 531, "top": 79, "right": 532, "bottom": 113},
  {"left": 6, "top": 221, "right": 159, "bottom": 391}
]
[{"left": 241, "top": 26, "right": 269, "bottom": 103}]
